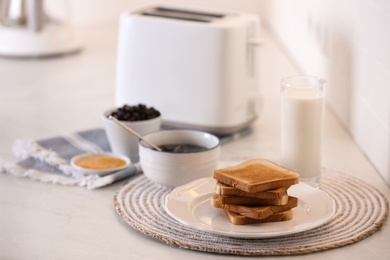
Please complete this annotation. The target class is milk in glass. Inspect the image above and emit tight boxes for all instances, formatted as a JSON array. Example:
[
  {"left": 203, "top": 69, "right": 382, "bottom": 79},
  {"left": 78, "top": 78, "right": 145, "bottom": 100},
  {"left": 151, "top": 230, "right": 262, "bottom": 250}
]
[{"left": 281, "top": 76, "right": 325, "bottom": 187}]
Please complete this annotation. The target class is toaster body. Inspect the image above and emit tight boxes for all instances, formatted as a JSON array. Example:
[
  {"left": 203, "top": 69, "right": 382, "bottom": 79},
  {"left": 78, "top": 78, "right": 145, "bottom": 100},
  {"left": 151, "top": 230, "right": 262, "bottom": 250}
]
[{"left": 116, "top": 5, "right": 261, "bottom": 134}]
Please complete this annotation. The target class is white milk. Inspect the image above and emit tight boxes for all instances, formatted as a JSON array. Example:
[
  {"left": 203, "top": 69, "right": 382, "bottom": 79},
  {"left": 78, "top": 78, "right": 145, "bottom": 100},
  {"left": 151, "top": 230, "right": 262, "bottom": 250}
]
[{"left": 281, "top": 87, "right": 324, "bottom": 180}]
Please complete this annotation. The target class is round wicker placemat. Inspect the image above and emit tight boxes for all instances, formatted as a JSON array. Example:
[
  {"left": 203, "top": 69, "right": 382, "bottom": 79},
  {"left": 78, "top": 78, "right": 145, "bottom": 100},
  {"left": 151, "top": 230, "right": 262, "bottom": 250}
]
[{"left": 114, "top": 168, "right": 388, "bottom": 256}]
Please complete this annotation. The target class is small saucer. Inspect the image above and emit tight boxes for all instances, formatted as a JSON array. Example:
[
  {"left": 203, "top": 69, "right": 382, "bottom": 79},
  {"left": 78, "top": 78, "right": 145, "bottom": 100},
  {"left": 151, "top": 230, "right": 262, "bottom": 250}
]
[{"left": 70, "top": 153, "right": 130, "bottom": 176}]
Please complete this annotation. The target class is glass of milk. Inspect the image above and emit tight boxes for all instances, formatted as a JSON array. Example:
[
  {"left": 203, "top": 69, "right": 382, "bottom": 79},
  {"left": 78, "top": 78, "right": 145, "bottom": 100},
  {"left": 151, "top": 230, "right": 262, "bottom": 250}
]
[{"left": 280, "top": 75, "right": 325, "bottom": 188}]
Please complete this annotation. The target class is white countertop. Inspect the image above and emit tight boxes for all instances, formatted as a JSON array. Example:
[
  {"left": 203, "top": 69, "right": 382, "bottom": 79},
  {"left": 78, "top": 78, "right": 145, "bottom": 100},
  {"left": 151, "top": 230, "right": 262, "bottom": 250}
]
[{"left": 0, "top": 24, "right": 389, "bottom": 260}]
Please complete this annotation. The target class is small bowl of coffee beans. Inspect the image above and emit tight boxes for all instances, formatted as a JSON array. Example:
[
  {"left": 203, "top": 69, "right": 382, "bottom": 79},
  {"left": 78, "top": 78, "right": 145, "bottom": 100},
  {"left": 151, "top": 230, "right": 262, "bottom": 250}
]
[
  {"left": 102, "top": 104, "right": 162, "bottom": 163},
  {"left": 138, "top": 129, "right": 220, "bottom": 188}
]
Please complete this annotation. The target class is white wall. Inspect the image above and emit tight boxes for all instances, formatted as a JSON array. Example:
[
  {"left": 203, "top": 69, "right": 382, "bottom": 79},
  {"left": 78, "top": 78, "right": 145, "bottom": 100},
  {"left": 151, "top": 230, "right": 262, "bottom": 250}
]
[
  {"left": 259, "top": 0, "right": 390, "bottom": 185},
  {"left": 50, "top": 0, "right": 390, "bottom": 185}
]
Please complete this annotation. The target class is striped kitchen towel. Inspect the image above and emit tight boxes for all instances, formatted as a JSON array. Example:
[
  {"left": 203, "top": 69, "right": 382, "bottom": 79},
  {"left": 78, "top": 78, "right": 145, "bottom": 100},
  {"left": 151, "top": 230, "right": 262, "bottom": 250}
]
[{"left": 0, "top": 128, "right": 141, "bottom": 189}]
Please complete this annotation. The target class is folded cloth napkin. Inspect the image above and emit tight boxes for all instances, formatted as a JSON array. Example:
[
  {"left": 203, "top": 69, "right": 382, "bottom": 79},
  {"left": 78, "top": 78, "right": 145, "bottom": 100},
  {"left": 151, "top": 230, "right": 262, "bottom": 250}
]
[
  {"left": 0, "top": 127, "right": 251, "bottom": 189},
  {"left": 0, "top": 128, "right": 141, "bottom": 189}
]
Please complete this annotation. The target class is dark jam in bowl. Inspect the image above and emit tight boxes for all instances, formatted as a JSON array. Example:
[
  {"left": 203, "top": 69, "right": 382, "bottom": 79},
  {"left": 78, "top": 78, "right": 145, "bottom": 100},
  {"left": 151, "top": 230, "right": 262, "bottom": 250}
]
[{"left": 159, "top": 144, "right": 208, "bottom": 153}]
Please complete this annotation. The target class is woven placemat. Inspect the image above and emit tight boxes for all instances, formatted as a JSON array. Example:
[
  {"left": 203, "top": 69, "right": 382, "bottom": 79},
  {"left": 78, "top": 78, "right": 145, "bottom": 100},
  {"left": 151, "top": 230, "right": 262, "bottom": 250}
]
[{"left": 113, "top": 167, "right": 388, "bottom": 256}]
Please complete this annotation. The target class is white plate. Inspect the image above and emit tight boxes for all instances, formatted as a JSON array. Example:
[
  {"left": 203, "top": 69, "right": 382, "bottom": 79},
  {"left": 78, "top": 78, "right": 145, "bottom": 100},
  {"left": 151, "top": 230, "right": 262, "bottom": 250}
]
[
  {"left": 70, "top": 153, "right": 130, "bottom": 176},
  {"left": 165, "top": 178, "right": 335, "bottom": 238}
]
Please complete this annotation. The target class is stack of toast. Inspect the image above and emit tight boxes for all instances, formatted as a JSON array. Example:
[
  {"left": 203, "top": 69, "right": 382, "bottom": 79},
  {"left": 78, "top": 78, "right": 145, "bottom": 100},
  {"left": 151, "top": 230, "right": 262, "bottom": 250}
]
[{"left": 211, "top": 158, "right": 300, "bottom": 225}]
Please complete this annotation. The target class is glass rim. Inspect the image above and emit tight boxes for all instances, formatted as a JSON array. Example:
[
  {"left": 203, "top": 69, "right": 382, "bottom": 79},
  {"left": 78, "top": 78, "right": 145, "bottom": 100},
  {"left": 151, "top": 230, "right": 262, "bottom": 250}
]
[{"left": 281, "top": 75, "right": 326, "bottom": 88}]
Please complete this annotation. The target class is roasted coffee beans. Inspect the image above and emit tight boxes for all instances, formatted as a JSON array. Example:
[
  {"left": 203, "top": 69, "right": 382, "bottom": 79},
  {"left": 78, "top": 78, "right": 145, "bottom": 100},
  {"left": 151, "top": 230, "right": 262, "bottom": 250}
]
[{"left": 109, "top": 104, "right": 160, "bottom": 121}]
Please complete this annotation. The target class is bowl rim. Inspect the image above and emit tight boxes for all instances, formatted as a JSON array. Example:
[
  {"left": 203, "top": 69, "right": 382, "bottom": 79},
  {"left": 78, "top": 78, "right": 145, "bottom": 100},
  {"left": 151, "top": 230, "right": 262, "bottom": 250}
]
[
  {"left": 102, "top": 108, "right": 162, "bottom": 125},
  {"left": 139, "top": 129, "right": 220, "bottom": 154}
]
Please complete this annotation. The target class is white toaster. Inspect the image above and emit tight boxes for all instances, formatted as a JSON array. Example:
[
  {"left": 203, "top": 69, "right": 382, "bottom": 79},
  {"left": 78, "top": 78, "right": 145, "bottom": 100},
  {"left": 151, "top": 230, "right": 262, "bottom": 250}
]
[{"left": 115, "top": 4, "right": 261, "bottom": 134}]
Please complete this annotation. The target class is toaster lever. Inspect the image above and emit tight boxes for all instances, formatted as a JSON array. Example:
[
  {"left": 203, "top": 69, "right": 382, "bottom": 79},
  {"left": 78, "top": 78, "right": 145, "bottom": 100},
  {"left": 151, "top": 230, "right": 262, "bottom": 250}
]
[{"left": 247, "top": 37, "right": 262, "bottom": 78}]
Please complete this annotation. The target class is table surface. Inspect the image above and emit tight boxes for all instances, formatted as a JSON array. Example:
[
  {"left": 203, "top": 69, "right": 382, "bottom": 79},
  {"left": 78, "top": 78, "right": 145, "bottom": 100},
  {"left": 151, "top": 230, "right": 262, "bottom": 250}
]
[{"left": 0, "top": 24, "right": 389, "bottom": 260}]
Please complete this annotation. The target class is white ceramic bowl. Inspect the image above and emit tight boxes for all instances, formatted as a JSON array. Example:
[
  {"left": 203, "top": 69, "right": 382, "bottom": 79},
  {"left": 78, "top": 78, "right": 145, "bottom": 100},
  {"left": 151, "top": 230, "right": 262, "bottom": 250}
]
[
  {"left": 139, "top": 130, "right": 220, "bottom": 188},
  {"left": 70, "top": 153, "right": 130, "bottom": 176},
  {"left": 102, "top": 108, "right": 161, "bottom": 163}
]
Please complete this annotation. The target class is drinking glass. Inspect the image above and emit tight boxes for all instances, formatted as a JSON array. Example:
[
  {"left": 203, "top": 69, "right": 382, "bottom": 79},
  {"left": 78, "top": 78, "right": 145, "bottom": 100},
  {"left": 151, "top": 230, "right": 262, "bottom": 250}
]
[{"left": 280, "top": 75, "right": 326, "bottom": 188}]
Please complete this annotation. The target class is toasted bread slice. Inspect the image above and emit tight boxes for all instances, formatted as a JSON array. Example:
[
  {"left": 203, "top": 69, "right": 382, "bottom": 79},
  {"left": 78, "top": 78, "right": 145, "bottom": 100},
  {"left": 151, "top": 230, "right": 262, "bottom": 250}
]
[
  {"left": 213, "top": 158, "right": 299, "bottom": 193},
  {"left": 212, "top": 194, "right": 298, "bottom": 220},
  {"left": 225, "top": 209, "right": 293, "bottom": 225},
  {"left": 214, "top": 193, "right": 289, "bottom": 206},
  {"left": 216, "top": 181, "right": 288, "bottom": 199}
]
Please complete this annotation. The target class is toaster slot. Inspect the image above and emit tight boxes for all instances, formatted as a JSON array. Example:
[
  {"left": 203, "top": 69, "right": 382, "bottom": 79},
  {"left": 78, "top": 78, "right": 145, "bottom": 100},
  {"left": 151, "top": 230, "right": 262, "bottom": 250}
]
[
  {"left": 156, "top": 7, "right": 225, "bottom": 18},
  {"left": 141, "top": 7, "right": 225, "bottom": 23}
]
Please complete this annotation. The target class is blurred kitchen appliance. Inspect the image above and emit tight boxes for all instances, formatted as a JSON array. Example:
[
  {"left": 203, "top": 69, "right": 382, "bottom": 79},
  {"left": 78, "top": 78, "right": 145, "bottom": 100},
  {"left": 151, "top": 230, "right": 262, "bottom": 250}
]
[
  {"left": 0, "top": 0, "right": 81, "bottom": 57},
  {"left": 116, "top": 4, "right": 261, "bottom": 134}
]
